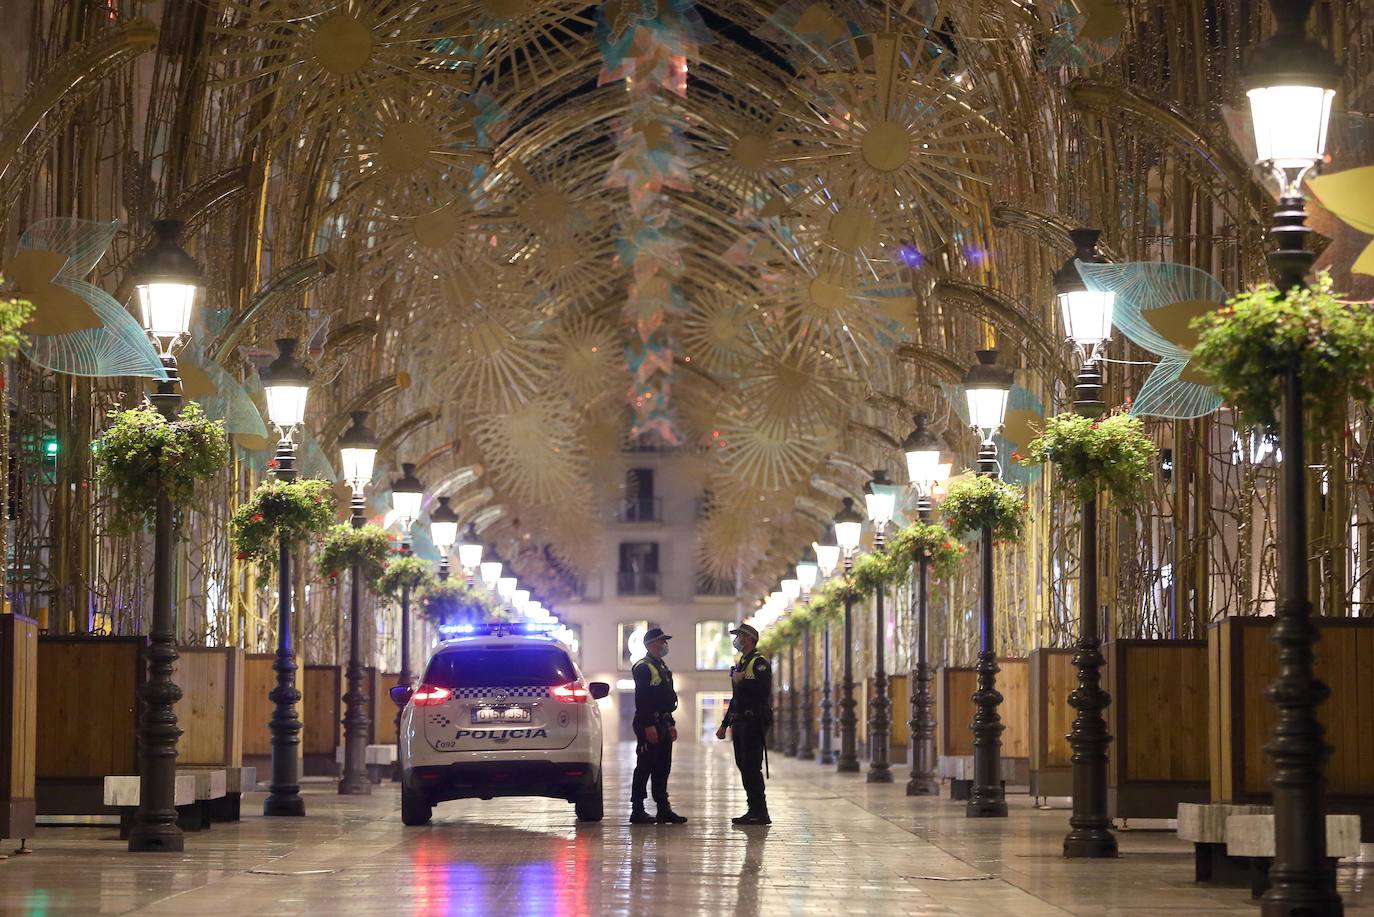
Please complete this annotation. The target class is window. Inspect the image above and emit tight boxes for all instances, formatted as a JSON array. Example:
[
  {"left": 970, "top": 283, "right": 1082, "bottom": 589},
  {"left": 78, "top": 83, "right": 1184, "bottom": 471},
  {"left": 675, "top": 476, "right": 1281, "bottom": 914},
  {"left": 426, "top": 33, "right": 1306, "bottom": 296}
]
[
  {"left": 617, "top": 620, "right": 654, "bottom": 670},
  {"left": 424, "top": 646, "right": 576, "bottom": 688},
  {"left": 620, "top": 468, "right": 660, "bottom": 521},
  {"left": 618, "top": 542, "right": 660, "bottom": 595},
  {"left": 695, "top": 621, "right": 735, "bottom": 670}
]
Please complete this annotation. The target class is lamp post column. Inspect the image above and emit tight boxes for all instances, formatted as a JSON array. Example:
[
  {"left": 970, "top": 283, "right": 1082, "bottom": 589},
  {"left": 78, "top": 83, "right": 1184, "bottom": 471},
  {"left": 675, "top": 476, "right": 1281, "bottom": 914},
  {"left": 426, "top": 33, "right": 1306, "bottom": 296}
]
[
  {"left": 785, "top": 642, "right": 800, "bottom": 756},
  {"left": 339, "top": 493, "right": 372, "bottom": 795},
  {"left": 264, "top": 438, "right": 305, "bottom": 817},
  {"left": 908, "top": 526, "right": 938, "bottom": 795},
  {"left": 837, "top": 588, "right": 859, "bottom": 773},
  {"left": 968, "top": 443, "right": 1007, "bottom": 817},
  {"left": 394, "top": 541, "right": 414, "bottom": 769},
  {"left": 797, "top": 627, "right": 814, "bottom": 759},
  {"left": 818, "top": 622, "right": 835, "bottom": 765},
  {"left": 867, "top": 579, "right": 892, "bottom": 783},
  {"left": 128, "top": 360, "right": 184, "bottom": 852}
]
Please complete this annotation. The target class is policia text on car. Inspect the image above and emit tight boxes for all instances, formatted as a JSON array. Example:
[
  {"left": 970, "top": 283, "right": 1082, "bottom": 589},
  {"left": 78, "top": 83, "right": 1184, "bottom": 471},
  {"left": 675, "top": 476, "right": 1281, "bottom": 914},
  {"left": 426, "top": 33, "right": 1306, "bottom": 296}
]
[
  {"left": 629, "top": 627, "right": 688, "bottom": 825},
  {"left": 717, "top": 623, "right": 772, "bottom": 825}
]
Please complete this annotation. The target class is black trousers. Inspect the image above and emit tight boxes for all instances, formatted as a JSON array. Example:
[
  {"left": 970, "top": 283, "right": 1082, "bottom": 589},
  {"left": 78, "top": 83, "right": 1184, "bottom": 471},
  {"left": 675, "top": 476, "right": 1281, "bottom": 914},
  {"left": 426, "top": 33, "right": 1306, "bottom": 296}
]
[
  {"left": 732, "top": 719, "right": 768, "bottom": 813},
  {"left": 631, "top": 731, "right": 673, "bottom": 808}
]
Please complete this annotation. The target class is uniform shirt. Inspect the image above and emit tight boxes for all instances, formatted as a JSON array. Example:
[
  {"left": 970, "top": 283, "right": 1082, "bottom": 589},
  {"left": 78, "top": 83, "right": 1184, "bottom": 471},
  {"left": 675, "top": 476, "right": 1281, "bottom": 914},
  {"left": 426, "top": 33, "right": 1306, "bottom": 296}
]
[
  {"left": 632, "top": 654, "right": 678, "bottom": 728},
  {"left": 723, "top": 651, "right": 772, "bottom": 727}
]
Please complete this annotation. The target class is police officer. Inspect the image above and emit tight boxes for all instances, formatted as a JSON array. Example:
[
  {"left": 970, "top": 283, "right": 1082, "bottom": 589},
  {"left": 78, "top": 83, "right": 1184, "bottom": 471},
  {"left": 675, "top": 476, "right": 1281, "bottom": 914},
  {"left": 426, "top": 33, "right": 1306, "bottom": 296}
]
[
  {"left": 716, "top": 623, "right": 772, "bottom": 825},
  {"left": 629, "top": 627, "right": 687, "bottom": 825}
]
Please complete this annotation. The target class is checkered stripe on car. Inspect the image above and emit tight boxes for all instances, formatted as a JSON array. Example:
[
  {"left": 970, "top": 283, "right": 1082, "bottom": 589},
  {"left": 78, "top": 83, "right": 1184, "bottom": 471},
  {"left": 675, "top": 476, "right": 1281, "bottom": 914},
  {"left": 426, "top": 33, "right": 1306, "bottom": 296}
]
[
  {"left": 449, "top": 686, "right": 550, "bottom": 699},
  {"left": 429, "top": 714, "right": 452, "bottom": 727}
]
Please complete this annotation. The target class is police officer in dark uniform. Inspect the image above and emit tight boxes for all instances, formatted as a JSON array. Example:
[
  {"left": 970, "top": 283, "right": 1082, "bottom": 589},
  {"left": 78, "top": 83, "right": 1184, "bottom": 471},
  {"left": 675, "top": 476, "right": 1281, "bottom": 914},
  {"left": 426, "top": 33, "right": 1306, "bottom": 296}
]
[
  {"left": 716, "top": 623, "right": 772, "bottom": 825},
  {"left": 629, "top": 627, "right": 688, "bottom": 825}
]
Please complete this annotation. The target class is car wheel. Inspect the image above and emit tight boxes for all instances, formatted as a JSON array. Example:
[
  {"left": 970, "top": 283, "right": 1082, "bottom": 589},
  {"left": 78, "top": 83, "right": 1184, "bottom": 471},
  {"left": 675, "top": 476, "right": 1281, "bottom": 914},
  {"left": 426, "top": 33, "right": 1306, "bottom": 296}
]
[
  {"left": 401, "top": 783, "right": 433, "bottom": 826},
  {"left": 574, "top": 771, "right": 603, "bottom": 823}
]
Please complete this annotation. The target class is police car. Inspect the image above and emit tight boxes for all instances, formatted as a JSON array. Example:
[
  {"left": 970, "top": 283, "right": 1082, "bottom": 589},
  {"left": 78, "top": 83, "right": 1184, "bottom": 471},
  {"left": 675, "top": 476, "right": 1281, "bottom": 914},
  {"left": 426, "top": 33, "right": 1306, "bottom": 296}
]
[{"left": 390, "top": 624, "right": 609, "bottom": 826}]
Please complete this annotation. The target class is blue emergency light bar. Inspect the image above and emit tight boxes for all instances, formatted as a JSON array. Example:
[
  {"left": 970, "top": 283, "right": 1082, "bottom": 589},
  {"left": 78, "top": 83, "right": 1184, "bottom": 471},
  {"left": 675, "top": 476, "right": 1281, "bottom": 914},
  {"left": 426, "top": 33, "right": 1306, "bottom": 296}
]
[{"left": 437, "top": 621, "right": 559, "bottom": 637}]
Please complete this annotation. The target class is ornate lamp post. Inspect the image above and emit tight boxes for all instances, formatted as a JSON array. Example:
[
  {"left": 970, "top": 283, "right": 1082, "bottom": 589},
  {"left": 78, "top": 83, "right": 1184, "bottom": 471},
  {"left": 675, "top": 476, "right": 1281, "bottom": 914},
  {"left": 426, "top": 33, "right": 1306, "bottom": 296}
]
[
  {"left": 814, "top": 529, "right": 840, "bottom": 765},
  {"left": 864, "top": 471, "right": 897, "bottom": 783},
  {"left": 456, "top": 523, "right": 484, "bottom": 584},
  {"left": 390, "top": 461, "right": 424, "bottom": 688},
  {"left": 337, "top": 411, "right": 378, "bottom": 795},
  {"left": 429, "top": 496, "right": 459, "bottom": 581},
  {"left": 479, "top": 546, "right": 504, "bottom": 591},
  {"left": 260, "top": 338, "right": 312, "bottom": 818},
  {"left": 1244, "top": 2, "right": 1341, "bottom": 912},
  {"left": 780, "top": 576, "right": 802, "bottom": 756},
  {"left": 795, "top": 548, "right": 819, "bottom": 761},
  {"left": 1055, "top": 230, "right": 1120, "bottom": 858},
  {"left": 833, "top": 497, "right": 864, "bottom": 773},
  {"left": 127, "top": 219, "right": 204, "bottom": 853},
  {"left": 903, "top": 413, "right": 948, "bottom": 796},
  {"left": 964, "top": 349, "right": 1013, "bottom": 818}
]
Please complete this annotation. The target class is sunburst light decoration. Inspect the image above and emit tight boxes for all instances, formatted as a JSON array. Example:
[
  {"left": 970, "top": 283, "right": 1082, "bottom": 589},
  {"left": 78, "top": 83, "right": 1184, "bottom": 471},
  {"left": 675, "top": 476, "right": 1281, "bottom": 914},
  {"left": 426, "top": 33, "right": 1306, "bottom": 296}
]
[
  {"left": 548, "top": 312, "right": 623, "bottom": 405},
  {"left": 680, "top": 283, "right": 758, "bottom": 376},
  {"left": 1041, "top": 0, "right": 1125, "bottom": 70},
  {"left": 432, "top": 289, "right": 554, "bottom": 414},
  {"left": 733, "top": 332, "right": 855, "bottom": 436},
  {"left": 472, "top": 398, "right": 592, "bottom": 509},
  {"left": 461, "top": 0, "right": 598, "bottom": 92},
  {"left": 213, "top": 0, "right": 476, "bottom": 139},
  {"left": 783, "top": 31, "right": 1000, "bottom": 252},
  {"left": 686, "top": 89, "right": 793, "bottom": 219},
  {"left": 711, "top": 398, "right": 838, "bottom": 492}
]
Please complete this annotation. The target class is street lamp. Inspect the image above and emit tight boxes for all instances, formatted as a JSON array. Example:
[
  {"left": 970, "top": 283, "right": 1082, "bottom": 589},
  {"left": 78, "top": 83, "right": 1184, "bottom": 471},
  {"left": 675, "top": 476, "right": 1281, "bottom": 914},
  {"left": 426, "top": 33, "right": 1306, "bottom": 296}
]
[
  {"left": 794, "top": 547, "right": 819, "bottom": 761},
  {"left": 456, "top": 524, "right": 484, "bottom": 581},
  {"left": 963, "top": 349, "right": 1012, "bottom": 818},
  {"left": 904, "top": 414, "right": 949, "bottom": 797},
  {"left": 814, "top": 526, "right": 840, "bottom": 767},
  {"left": 479, "top": 547, "right": 503, "bottom": 588},
  {"left": 1245, "top": 2, "right": 1341, "bottom": 912},
  {"left": 864, "top": 470, "right": 897, "bottom": 784},
  {"left": 1054, "top": 229, "right": 1120, "bottom": 859},
  {"left": 127, "top": 218, "right": 204, "bottom": 853},
  {"left": 338, "top": 411, "right": 378, "bottom": 796},
  {"left": 390, "top": 462, "right": 424, "bottom": 746},
  {"left": 834, "top": 497, "right": 864, "bottom": 773},
  {"left": 430, "top": 497, "right": 459, "bottom": 581},
  {"left": 260, "top": 338, "right": 312, "bottom": 819}
]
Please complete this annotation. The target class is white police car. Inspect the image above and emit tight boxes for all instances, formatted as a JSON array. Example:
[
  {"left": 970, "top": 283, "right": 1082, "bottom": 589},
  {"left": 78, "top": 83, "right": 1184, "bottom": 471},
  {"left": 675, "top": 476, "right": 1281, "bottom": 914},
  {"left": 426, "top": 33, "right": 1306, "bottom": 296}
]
[{"left": 390, "top": 624, "right": 609, "bottom": 826}]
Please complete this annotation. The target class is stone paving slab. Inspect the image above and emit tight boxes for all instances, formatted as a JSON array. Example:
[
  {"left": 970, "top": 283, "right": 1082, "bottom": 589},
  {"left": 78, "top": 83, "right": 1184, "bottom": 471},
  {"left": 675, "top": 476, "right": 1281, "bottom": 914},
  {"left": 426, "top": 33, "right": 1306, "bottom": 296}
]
[{"left": 2, "top": 742, "right": 1372, "bottom": 915}]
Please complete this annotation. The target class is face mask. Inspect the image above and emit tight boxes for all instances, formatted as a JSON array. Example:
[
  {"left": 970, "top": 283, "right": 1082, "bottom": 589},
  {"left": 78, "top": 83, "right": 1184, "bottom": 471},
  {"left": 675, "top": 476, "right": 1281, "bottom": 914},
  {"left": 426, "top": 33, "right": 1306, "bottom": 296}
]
[
  {"left": 732, "top": 638, "right": 743, "bottom": 652},
  {"left": 658, "top": 642, "right": 669, "bottom": 657}
]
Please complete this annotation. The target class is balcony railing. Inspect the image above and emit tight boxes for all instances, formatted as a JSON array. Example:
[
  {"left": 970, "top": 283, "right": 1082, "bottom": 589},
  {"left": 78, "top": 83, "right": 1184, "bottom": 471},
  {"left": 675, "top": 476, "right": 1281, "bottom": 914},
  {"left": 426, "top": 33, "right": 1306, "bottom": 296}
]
[
  {"left": 617, "top": 497, "right": 662, "bottom": 522},
  {"left": 617, "top": 571, "right": 660, "bottom": 596},
  {"left": 694, "top": 573, "right": 736, "bottom": 597}
]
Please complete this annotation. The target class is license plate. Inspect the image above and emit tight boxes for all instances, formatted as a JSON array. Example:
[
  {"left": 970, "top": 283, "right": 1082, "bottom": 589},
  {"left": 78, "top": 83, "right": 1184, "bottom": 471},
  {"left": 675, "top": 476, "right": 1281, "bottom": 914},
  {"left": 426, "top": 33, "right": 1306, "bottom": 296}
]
[{"left": 472, "top": 705, "right": 531, "bottom": 724}]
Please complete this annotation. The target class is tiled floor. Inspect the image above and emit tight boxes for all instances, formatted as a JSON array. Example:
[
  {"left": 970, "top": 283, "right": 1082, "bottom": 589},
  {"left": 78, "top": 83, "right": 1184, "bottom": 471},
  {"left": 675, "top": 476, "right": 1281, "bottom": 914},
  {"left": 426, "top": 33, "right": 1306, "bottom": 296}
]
[{"left": 3, "top": 743, "right": 1372, "bottom": 915}]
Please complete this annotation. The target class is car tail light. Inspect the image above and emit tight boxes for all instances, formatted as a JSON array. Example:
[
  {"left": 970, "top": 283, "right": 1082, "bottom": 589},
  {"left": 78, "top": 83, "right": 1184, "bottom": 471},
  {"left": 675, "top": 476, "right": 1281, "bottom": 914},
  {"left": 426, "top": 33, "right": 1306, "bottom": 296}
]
[
  {"left": 551, "top": 681, "right": 589, "bottom": 704},
  {"left": 412, "top": 684, "right": 452, "bottom": 706}
]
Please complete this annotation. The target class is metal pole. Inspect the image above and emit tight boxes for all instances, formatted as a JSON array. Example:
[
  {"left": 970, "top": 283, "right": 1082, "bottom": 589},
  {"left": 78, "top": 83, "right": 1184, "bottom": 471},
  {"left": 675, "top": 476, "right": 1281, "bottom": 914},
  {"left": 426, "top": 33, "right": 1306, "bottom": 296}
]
[
  {"left": 908, "top": 538, "right": 938, "bottom": 795},
  {"left": 1262, "top": 192, "right": 1337, "bottom": 916},
  {"left": 264, "top": 437, "right": 305, "bottom": 817},
  {"left": 1064, "top": 356, "right": 1116, "bottom": 856},
  {"left": 837, "top": 586, "right": 859, "bottom": 772},
  {"left": 129, "top": 357, "right": 184, "bottom": 852},
  {"left": 968, "top": 442, "right": 1007, "bottom": 816},
  {"left": 339, "top": 493, "right": 372, "bottom": 795},
  {"left": 785, "top": 642, "right": 800, "bottom": 756},
  {"left": 797, "top": 626, "right": 814, "bottom": 759},
  {"left": 818, "top": 622, "right": 835, "bottom": 765},
  {"left": 868, "top": 578, "right": 892, "bottom": 782}
]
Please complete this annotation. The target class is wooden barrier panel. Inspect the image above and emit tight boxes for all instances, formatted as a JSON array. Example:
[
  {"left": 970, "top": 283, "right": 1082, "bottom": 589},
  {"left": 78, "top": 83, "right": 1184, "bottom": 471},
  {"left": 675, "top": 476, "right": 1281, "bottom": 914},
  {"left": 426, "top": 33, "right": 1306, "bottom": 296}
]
[
  {"left": 889, "top": 673, "right": 909, "bottom": 762},
  {"left": 242, "top": 653, "right": 309, "bottom": 763},
  {"left": 375, "top": 671, "right": 400, "bottom": 746},
  {"left": 1, "top": 615, "right": 38, "bottom": 838},
  {"left": 174, "top": 647, "right": 244, "bottom": 767},
  {"left": 1108, "top": 639, "right": 1208, "bottom": 819},
  {"left": 1209, "top": 616, "right": 1374, "bottom": 837},
  {"left": 1029, "top": 648, "right": 1075, "bottom": 798},
  {"left": 36, "top": 637, "right": 143, "bottom": 779},
  {"left": 938, "top": 659, "right": 1029, "bottom": 764},
  {"left": 302, "top": 665, "right": 340, "bottom": 757}
]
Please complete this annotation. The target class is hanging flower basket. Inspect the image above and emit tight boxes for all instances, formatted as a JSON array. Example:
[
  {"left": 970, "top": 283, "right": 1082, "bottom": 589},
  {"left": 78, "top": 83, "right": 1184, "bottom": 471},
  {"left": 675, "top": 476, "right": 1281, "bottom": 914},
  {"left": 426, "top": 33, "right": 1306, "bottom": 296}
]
[
  {"left": 378, "top": 555, "right": 436, "bottom": 602},
  {"left": 317, "top": 523, "right": 392, "bottom": 586},
  {"left": 941, "top": 475, "right": 1028, "bottom": 543},
  {"left": 0, "top": 293, "right": 32, "bottom": 360},
  {"left": 1019, "top": 411, "right": 1157, "bottom": 503},
  {"left": 94, "top": 402, "right": 229, "bottom": 534},
  {"left": 1191, "top": 272, "right": 1374, "bottom": 436},
  {"left": 230, "top": 478, "right": 335, "bottom": 568},
  {"left": 418, "top": 581, "right": 508, "bottom": 625},
  {"left": 887, "top": 520, "right": 968, "bottom": 580}
]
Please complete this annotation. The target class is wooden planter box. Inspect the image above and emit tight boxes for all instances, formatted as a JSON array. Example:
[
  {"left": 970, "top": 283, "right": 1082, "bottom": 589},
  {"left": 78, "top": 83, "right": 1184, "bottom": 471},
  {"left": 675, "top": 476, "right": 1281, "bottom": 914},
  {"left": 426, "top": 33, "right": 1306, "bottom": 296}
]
[
  {"left": 937, "top": 658, "right": 1029, "bottom": 783},
  {"left": 242, "top": 653, "right": 312, "bottom": 776},
  {"left": 1208, "top": 616, "right": 1374, "bottom": 839},
  {"left": 1029, "top": 648, "right": 1076, "bottom": 800},
  {"left": 174, "top": 647, "right": 245, "bottom": 767},
  {"left": 302, "top": 664, "right": 340, "bottom": 776},
  {"left": 1, "top": 615, "right": 38, "bottom": 837},
  {"left": 35, "top": 636, "right": 144, "bottom": 815},
  {"left": 1107, "top": 639, "right": 1209, "bottom": 819}
]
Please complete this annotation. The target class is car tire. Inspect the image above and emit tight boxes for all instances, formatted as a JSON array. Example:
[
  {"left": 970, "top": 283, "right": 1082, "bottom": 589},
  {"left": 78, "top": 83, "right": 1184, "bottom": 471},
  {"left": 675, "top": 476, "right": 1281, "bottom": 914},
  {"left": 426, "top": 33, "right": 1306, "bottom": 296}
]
[
  {"left": 574, "top": 771, "right": 603, "bottom": 823},
  {"left": 401, "top": 783, "right": 433, "bottom": 826}
]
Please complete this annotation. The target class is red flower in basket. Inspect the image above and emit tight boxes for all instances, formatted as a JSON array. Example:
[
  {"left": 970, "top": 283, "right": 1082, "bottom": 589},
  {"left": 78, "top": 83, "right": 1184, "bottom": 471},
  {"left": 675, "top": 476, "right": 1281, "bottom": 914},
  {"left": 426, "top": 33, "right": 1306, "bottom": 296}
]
[
  {"left": 267, "top": 459, "right": 279, "bottom": 469},
  {"left": 251, "top": 513, "right": 264, "bottom": 523},
  {"left": 235, "top": 551, "right": 248, "bottom": 561}
]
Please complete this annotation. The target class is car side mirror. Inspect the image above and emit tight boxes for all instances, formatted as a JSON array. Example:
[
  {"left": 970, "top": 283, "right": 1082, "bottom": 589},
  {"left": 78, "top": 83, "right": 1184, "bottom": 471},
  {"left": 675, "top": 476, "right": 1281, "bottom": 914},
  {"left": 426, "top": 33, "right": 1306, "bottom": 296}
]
[
  {"left": 389, "top": 685, "right": 414, "bottom": 707},
  {"left": 589, "top": 681, "right": 610, "bottom": 700}
]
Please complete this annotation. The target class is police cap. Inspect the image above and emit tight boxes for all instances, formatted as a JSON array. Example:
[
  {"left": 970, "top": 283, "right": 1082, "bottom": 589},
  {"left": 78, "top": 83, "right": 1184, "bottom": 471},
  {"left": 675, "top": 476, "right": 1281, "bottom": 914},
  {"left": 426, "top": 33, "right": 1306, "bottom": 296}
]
[{"left": 730, "top": 623, "right": 759, "bottom": 640}]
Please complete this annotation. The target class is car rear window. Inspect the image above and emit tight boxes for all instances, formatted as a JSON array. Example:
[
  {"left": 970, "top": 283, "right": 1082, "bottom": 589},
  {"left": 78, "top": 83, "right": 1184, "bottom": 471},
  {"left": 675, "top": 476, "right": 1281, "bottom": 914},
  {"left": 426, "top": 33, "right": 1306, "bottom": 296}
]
[{"left": 424, "top": 645, "right": 577, "bottom": 688}]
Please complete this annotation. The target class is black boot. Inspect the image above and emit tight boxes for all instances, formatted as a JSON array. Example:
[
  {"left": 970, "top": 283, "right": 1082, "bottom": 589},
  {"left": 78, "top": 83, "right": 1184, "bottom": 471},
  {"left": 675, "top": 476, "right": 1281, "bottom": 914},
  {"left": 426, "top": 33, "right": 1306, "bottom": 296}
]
[
  {"left": 630, "top": 804, "right": 656, "bottom": 825},
  {"left": 731, "top": 810, "right": 756, "bottom": 825},
  {"left": 733, "top": 809, "right": 771, "bottom": 825},
  {"left": 656, "top": 806, "right": 687, "bottom": 824}
]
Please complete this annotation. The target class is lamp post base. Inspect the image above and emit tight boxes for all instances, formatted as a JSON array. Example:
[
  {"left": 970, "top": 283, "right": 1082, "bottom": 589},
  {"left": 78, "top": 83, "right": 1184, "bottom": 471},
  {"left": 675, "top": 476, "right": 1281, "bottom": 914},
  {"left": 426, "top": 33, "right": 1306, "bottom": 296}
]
[
  {"left": 965, "top": 796, "right": 1008, "bottom": 818},
  {"left": 264, "top": 794, "right": 306, "bottom": 817},
  {"left": 127, "top": 822, "right": 184, "bottom": 853},
  {"left": 1064, "top": 828, "right": 1118, "bottom": 859},
  {"left": 906, "top": 776, "right": 939, "bottom": 796},
  {"left": 866, "top": 766, "right": 893, "bottom": 784}
]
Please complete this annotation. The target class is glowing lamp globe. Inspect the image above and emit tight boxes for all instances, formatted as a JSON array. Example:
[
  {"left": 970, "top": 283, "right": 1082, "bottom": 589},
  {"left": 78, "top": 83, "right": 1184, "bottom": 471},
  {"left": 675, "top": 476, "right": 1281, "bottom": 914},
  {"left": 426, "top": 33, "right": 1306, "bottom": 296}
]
[
  {"left": 833, "top": 498, "right": 864, "bottom": 554},
  {"left": 131, "top": 220, "right": 204, "bottom": 351},
  {"left": 429, "top": 497, "right": 459, "bottom": 553},
  {"left": 963, "top": 349, "right": 1012, "bottom": 443},
  {"left": 337, "top": 411, "right": 378, "bottom": 492},
  {"left": 260, "top": 338, "right": 312, "bottom": 431}
]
